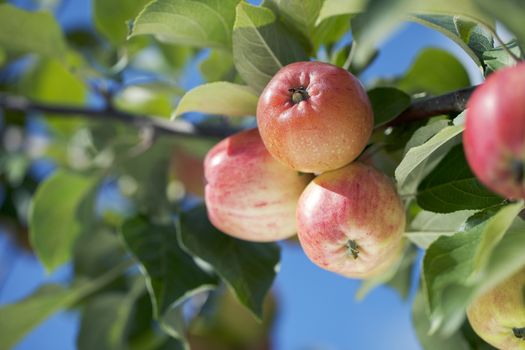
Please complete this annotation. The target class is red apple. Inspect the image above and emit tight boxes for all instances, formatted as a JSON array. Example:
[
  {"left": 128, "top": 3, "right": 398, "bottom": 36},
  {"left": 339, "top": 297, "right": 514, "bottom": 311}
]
[
  {"left": 464, "top": 62, "right": 525, "bottom": 199},
  {"left": 296, "top": 162, "right": 405, "bottom": 278},
  {"left": 256, "top": 61, "right": 373, "bottom": 174},
  {"left": 467, "top": 267, "right": 525, "bottom": 350},
  {"left": 170, "top": 146, "right": 206, "bottom": 197},
  {"left": 204, "top": 128, "right": 313, "bottom": 242}
]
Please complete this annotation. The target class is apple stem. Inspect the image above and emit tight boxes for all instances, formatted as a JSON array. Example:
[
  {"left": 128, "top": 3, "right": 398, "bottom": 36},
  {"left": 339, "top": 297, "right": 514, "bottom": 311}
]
[
  {"left": 289, "top": 87, "right": 309, "bottom": 104},
  {"left": 346, "top": 239, "right": 360, "bottom": 259},
  {"left": 513, "top": 327, "right": 525, "bottom": 339}
]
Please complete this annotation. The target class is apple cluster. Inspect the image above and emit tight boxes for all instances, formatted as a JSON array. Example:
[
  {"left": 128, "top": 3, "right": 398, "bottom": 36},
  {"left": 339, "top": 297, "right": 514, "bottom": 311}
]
[{"left": 204, "top": 61, "right": 406, "bottom": 279}]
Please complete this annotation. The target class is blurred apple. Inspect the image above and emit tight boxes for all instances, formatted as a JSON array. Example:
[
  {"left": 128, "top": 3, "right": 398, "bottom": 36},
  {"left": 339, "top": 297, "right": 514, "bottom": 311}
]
[
  {"left": 257, "top": 61, "right": 373, "bottom": 173},
  {"left": 296, "top": 162, "right": 405, "bottom": 278},
  {"left": 467, "top": 267, "right": 525, "bottom": 350},
  {"left": 204, "top": 128, "right": 313, "bottom": 242},
  {"left": 170, "top": 145, "right": 206, "bottom": 197},
  {"left": 464, "top": 62, "right": 525, "bottom": 199}
]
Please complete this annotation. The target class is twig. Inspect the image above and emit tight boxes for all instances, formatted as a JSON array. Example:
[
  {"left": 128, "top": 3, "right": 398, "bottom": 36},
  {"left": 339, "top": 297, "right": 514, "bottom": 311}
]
[
  {"left": 1, "top": 86, "right": 478, "bottom": 138},
  {"left": 385, "top": 86, "right": 476, "bottom": 127},
  {"left": 0, "top": 94, "right": 239, "bottom": 139}
]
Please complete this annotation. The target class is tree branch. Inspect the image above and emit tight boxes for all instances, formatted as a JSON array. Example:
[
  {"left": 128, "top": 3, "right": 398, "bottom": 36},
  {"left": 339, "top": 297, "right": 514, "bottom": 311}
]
[
  {"left": 0, "top": 94, "right": 239, "bottom": 139},
  {"left": 1, "top": 86, "right": 478, "bottom": 139},
  {"left": 386, "top": 86, "right": 476, "bottom": 127}
]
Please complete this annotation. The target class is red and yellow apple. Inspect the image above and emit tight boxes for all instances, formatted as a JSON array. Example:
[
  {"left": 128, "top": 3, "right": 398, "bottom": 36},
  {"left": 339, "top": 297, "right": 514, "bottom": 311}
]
[
  {"left": 464, "top": 62, "right": 525, "bottom": 199},
  {"left": 256, "top": 61, "right": 373, "bottom": 174},
  {"left": 296, "top": 162, "right": 405, "bottom": 278},
  {"left": 204, "top": 128, "right": 313, "bottom": 242},
  {"left": 467, "top": 267, "right": 525, "bottom": 350}
]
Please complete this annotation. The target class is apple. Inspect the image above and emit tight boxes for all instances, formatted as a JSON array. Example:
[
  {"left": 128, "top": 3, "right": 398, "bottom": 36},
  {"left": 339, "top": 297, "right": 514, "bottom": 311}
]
[
  {"left": 256, "top": 61, "right": 373, "bottom": 174},
  {"left": 204, "top": 128, "right": 313, "bottom": 242},
  {"left": 170, "top": 145, "right": 206, "bottom": 197},
  {"left": 296, "top": 162, "right": 405, "bottom": 278},
  {"left": 467, "top": 267, "right": 525, "bottom": 350},
  {"left": 464, "top": 62, "right": 525, "bottom": 199}
]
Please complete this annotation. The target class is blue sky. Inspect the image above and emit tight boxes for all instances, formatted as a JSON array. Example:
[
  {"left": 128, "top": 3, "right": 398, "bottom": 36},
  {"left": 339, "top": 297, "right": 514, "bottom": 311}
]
[{"left": 0, "top": 1, "right": 487, "bottom": 349}]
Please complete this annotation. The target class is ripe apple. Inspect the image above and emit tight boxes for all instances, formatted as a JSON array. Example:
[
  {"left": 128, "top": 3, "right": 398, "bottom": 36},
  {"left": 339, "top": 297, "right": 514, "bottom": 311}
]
[
  {"left": 467, "top": 267, "right": 525, "bottom": 350},
  {"left": 256, "top": 61, "right": 373, "bottom": 174},
  {"left": 170, "top": 145, "right": 206, "bottom": 197},
  {"left": 204, "top": 128, "right": 313, "bottom": 242},
  {"left": 296, "top": 162, "right": 405, "bottom": 278},
  {"left": 464, "top": 62, "right": 525, "bottom": 199}
]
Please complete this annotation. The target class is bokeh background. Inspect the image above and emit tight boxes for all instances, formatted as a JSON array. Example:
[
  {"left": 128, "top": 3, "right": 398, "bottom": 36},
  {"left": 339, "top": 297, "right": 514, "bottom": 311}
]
[{"left": 0, "top": 0, "right": 490, "bottom": 349}]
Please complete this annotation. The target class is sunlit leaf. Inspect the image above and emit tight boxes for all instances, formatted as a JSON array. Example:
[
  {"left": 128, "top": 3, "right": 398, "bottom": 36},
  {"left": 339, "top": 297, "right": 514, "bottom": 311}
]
[
  {"left": 232, "top": 2, "right": 307, "bottom": 92},
  {"left": 131, "top": 0, "right": 239, "bottom": 49},
  {"left": 0, "top": 4, "right": 67, "bottom": 60},
  {"left": 173, "top": 82, "right": 258, "bottom": 118},
  {"left": 395, "top": 122, "right": 463, "bottom": 195},
  {"left": 406, "top": 210, "right": 476, "bottom": 249}
]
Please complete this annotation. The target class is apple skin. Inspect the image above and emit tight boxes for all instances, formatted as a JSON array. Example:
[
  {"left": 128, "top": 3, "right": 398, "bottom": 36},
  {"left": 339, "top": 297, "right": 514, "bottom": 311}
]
[
  {"left": 467, "top": 267, "right": 525, "bottom": 350},
  {"left": 296, "top": 162, "right": 405, "bottom": 278},
  {"left": 170, "top": 146, "right": 206, "bottom": 197},
  {"left": 464, "top": 62, "right": 525, "bottom": 199},
  {"left": 256, "top": 61, "right": 373, "bottom": 174},
  {"left": 204, "top": 128, "right": 313, "bottom": 242}
]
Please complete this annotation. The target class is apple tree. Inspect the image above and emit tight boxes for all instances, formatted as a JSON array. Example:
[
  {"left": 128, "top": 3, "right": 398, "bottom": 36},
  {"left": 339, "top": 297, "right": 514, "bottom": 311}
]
[{"left": 0, "top": 0, "right": 524, "bottom": 349}]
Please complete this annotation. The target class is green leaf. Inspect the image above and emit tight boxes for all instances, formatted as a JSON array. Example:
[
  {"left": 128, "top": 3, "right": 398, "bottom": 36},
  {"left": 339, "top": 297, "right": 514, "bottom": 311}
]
[
  {"left": 232, "top": 2, "right": 308, "bottom": 93},
  {"left": 0, "top": 262, "right": 130, "bottom": 349},
  {"left": 395, "top": 122, "right": 463, "bottom": 196},
  {"left": 266, "top": 0, "right": 323, "bottom": 43},
  {"left": 0, "top": 4, "right": 67, "bottom": 60},
  {"left": 120, "top": 216, "right": 218, "bottom": 339},
  {"left": 0, "top": 285, "right": 71, "bottom": 350},
  {"left": 312, "top": 15, "right": 351, "bottom": 51},
  {"left": 0, "top": 48, "right": 5, "bottom": 66},
  {"left": 423, "top": 202, "right": 524, "bottom": 335},
  {"left": 114, "top": 83, "right": 180, "bottom": 118},
  {"left": 417, "top": 144, "right": 503, "bottom": 213},
  {"left": 474, "top": 0, "right": 525, "bottom": 50},
  {"left": 412, "top": 291, "right": 471, "bottom": 350},
  {"left": 409, "top": 15, "right": 493, "bottom": 66},
  {"left": 199, "top": 49, "right": 235, "bottom": 82},
  {"left": 318, "top": 0, "right": 495, "bottom": 66},
  {"left": 483, "top": 39, "right": 522, "bottom": 73},
  {"left": 77, "top": 279, "right": 146, "bottom": 350},
  {"left": 316, "top": 0, "right": 367, "bottom": 24},
  {"left": 406, "top": 210, "right": 477, "bottom": 249},
  {"left": 93, "top": 0, "right": 151, "bottom": 45},
  {"left": 131, "top": 0, "right": 240, "bottom": 49},
  {"left": 74, "top": 228, "right": 127, "bottom": 278},
  {"left": 403, "top": 120, "right": 450, "bottom": 155},
  {"left": 177, "top": 205, "right": 280, "bottom": 318},
  {"left": 397, "top": 48, "right": 471, "bottom": 95},
  {"left": 367, "top": 87, "right": 411, "bottom": 127},
  {"left": 29, "top": 170, "right": 101, "bottom": 272},
  {"left": 173, "top": 82, "right": 258, "bottom": 118}
]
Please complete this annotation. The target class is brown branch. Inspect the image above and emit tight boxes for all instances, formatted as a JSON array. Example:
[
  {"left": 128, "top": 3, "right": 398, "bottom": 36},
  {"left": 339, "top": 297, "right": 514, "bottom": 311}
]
[
  {"left": 386, "top": 86, "right": 477, "bottom": 127},
  {"left": 0, "top": 94, "right": 240, "bottom": 139},
  {"left": 1, "top": 86, "right": 478, "bottom": 139}
]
